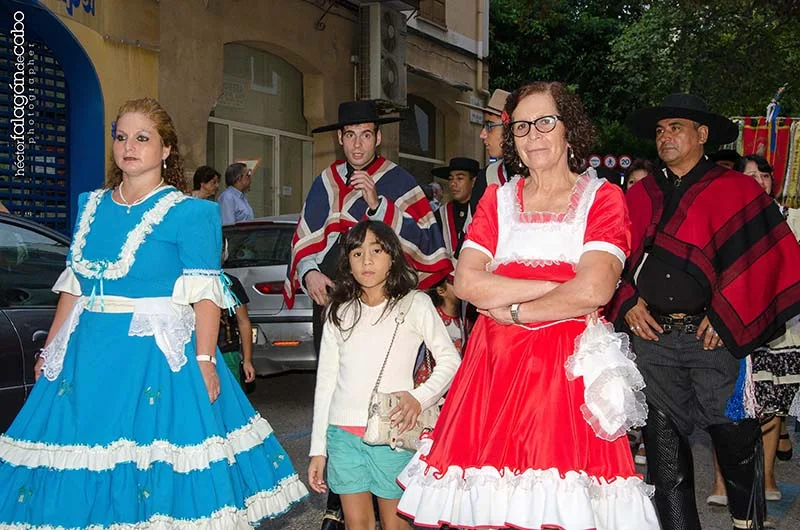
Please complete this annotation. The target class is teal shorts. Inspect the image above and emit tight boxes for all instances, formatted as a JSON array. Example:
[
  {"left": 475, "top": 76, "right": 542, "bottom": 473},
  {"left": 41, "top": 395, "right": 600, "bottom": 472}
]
[{"left": 326, "top": 425, "right": 413, "bottom": 499}]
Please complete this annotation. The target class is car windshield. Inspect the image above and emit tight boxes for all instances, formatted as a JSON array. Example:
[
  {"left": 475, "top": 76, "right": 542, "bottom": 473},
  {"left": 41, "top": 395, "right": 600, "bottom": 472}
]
[{"left": 223, "top": 224, "right": 295, "bottom": 268}]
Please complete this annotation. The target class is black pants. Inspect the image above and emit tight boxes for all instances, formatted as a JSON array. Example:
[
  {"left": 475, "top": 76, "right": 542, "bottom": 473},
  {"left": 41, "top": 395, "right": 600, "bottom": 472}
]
[{"left": 633, "top": 333, "right": 765, "bottom": 529}]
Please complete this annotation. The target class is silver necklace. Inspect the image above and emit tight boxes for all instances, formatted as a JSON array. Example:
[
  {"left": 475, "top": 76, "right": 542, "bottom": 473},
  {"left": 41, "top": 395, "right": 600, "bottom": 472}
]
[{"left": 118, "top": 178, "right": 165, "bottom": 214}]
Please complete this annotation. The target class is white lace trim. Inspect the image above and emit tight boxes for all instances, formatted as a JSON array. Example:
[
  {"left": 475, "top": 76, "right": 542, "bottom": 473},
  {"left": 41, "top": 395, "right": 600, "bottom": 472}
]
[
  {"left": 489, "top": 257, "right": 575, "bottom": 272},
  {"left": 41, "top": 301, "right": 84, "bottom": 382},
  {"left": 0, "top": 415, "right": 273, "bottom": 473},
  {"left": 69, "top": 188, "right": 186, "bottom": 281},
  {"left": 0, "top": 474, "right": 308, "bottom": 530},
  {"left": 397, "top": 438, "right": 659, "bottom": 530},
  {"left": 510, "top": 168, "right": 597, "bottom": 224},
  {"left": 493, "top": 171, "right": 604, "bottom": 268},
  {"left": 564, "top": 321, "right": 648, "bottom": 441},
  {"left": 51, "top": 267, "right": 82, "bottom": 296},
  {"left": 183, "top": 268, "right": 223, "bottom": 277},
  {"left": 129, "top": 298, "right": 196, "bottom": 372},
  {"left": 40, "top": 296, "right": 197, "bottom": 380}
]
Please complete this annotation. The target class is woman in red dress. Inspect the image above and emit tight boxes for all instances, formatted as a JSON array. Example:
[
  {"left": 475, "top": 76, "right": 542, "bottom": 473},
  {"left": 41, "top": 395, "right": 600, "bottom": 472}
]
[{"left": 397, "top": 83, "right": 659, "bottom": 529}]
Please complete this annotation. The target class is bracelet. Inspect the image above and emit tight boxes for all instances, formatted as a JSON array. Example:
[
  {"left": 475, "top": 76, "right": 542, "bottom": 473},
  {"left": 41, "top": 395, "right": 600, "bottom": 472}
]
[
  {"left": 510, "top": 303, "right": 522, "bottom": 325},
  {"left": 195, "top": 355, "right": 216, "bottom": 365}
]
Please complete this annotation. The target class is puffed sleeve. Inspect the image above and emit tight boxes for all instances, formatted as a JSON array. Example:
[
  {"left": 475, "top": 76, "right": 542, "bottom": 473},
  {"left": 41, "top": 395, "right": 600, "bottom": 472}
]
[
  {"left": 582, "top": 182, "right": 631, "bottom": 266},
  {"left": 461, "top": 183, "right": 500, "bottom": 260},
  {"left": 171, "top": 199, "right": 236, "bottom": 309},
  {"left": 52, "top": 191, "right": 93, "bottom": 295}
]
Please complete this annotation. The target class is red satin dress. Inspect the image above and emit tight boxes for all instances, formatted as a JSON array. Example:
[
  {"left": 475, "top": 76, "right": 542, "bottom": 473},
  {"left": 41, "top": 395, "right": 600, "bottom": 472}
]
[{"left": 398, "top": 173, "right": 659, "bottom": 530}]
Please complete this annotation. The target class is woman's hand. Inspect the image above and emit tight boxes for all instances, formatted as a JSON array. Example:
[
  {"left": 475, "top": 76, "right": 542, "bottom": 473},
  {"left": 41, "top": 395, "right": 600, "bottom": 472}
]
[
  {"left": 34, "top": 357, "right": 44, "bottom": 381},
  {"left": 389, "top": 391, "right": 422, "bottom": 435},
  {"left": 198, "top": 361, "right": 221, "bottom": 403},
  {"left": 308, "top": 455, "right": 328, "bottom": 493},
  {"left": 242, "top": 360, "right": 256, "bottom": 383},
  {"left": 477, "top": 305, "right": 515, "bottom": 325}
]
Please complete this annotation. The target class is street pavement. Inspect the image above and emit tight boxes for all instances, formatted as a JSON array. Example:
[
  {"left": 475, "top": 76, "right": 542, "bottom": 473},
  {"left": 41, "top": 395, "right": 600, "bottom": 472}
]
[{"left": 253, "top": 371, "right": 800, "bottom": 530}]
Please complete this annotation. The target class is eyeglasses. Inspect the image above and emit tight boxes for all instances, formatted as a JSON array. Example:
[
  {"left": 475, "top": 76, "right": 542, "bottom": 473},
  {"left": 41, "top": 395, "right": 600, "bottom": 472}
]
[
  {"left": 509, "top": 115, "right": 562, "bottom": 137},
  {"left": 482, "top": 121, "right": 504, "bottom": 131}
]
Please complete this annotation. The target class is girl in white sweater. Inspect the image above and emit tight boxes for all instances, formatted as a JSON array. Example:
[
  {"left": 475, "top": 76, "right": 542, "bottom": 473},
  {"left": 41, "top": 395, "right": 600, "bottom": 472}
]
[{"left": 308, "top": 220, "right": 461, "bottom": 530}]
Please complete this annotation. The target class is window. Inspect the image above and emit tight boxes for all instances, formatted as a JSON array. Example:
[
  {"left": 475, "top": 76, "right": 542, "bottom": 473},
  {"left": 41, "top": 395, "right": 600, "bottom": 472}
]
[
  {"left": 0, "top": 221, "right": 68, "bottom": 308},
  {"left": 208, "top": 45, "right": 313, "bottom": 216},
  {"left": 223, "top": 224, "right": 295, "bottom": 268},
  {"left": 419, "top": 0, "right": 447, "bottom": 28},
  {"left": 399, "top": 95, "right": 445, "bottom": 184}
]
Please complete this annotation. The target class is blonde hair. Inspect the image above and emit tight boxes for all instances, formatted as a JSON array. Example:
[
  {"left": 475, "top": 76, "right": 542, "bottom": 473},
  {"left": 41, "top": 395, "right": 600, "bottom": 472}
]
[{"left": 105, "top": 97, "right": 187, "bottom": 192}]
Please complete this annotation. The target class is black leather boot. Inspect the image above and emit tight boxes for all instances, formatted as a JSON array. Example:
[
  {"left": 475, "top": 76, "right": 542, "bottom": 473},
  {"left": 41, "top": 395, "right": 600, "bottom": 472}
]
[
  {"left": 320, "top": 491, "right": 344, "bottom": 530},
  {"left": 641, "top": 403, "right": 701, "bottom": 530},
  {"left": 708, "top": 419, "right": 765, "bottom": 529}
]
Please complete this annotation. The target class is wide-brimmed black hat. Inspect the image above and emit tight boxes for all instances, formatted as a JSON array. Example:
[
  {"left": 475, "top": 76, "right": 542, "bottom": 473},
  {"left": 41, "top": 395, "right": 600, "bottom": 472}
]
[
  {"left": 628, "top": 93, "right": 739, "bottom": 145},
  {"left": 431, "top": 157, "right": 480, "bottom": 179},
  {"left": 311, "top": 100, "right": 403, "bottom": 134}
]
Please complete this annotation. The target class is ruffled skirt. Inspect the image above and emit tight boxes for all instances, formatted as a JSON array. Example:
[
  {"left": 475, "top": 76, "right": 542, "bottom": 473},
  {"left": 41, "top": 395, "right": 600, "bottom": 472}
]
[
  {"left": 397, "top": 318, "right": 658, "bottom": 530},
  {"left": 753, "top": 343, "right": 800, "bottom": 415},
  {"left": 0, "top": 311, "right": 307, "bottom": 529}
]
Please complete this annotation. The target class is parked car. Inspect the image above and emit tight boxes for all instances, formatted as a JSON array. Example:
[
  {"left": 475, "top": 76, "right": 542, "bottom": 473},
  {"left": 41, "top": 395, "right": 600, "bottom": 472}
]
[
  {"left": 0, "top": 213, "right": 70, "bottom": 433},
  {"left": 223, "top": 214, "right": 315, "bottom": 375}
]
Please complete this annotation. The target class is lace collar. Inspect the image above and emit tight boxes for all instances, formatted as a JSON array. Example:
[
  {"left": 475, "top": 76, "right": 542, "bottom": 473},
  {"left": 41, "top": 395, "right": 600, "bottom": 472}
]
[
  {"left": 69, "top": 187, "right": 187, "bottom": 280},
  {"left": 512, "top": 168, "right": 597, "bottom": 224}
]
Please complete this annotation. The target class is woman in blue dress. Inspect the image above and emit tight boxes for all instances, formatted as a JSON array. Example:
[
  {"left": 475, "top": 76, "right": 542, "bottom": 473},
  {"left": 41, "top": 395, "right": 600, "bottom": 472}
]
[{"left": 0, "top": 98, "right": 308, "bottom": 528}]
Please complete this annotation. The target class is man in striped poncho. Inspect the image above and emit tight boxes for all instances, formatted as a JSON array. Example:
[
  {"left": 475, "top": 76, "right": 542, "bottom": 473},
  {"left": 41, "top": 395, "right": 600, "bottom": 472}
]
[{"left": 284, "top": 99, "right": 452, "bottom": 348}]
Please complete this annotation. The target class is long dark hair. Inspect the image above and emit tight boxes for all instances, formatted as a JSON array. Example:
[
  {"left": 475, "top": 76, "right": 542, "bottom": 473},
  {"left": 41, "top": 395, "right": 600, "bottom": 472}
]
[{"left": 327, "top": 220, "right": 418, "bottom": 334}]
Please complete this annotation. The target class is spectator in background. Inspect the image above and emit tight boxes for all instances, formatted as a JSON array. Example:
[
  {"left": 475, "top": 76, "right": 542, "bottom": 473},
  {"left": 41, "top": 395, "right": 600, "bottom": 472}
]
[
  {"left": 623, "top": 158, "right": 657, "bottom": 191},
  {"left": 737, "top": 153, "right": 800, "bottom": 501},
  {"left": 219, "top": 239, "right": 256, "bottom": 388},
  {"left": 429, "top": 182, "right": 443, "bottom": 212},
  {"left": 456, "top": 89, "right": 511, "bottom": 204},
  {"left": 709, "top": 148, "right": 742, "bottom": 170},
  {"left": 218, "top": 162, "right": 254, "bottom": 225},
  {"left": 192, "top": 165, "right": 221, "bottom": 200},
  {"left": 432, "top": 157, "right": 480, "bottom": 262}
]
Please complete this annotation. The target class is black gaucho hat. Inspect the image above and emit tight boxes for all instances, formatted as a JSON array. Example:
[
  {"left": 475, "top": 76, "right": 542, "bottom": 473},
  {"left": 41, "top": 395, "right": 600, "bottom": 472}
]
[
  {"left": 431, "top": 157, "right": 480, "bottom": 179},
  {"left": 311, "top": 100, "right": 403, "bottom": 134},
  {"left": 628, "top": 93, "right": 739, "bottom": 145}
]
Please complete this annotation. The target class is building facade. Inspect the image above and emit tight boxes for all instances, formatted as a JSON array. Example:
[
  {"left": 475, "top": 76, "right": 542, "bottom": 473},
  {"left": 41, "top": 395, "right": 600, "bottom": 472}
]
[{"left": 0, "top": 0, "right": 491, "bottom": 230}]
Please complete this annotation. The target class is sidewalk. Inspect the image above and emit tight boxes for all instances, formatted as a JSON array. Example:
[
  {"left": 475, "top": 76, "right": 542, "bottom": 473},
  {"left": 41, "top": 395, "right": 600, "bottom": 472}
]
[{"left": 660, "top": 418, "right": 800, "bottom": 529}]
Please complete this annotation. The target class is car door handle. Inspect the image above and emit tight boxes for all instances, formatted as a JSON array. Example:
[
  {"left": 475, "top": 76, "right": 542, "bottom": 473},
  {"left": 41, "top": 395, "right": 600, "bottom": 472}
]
[{"left": 32, "top": 330, "right": 48, "bottom": 343}]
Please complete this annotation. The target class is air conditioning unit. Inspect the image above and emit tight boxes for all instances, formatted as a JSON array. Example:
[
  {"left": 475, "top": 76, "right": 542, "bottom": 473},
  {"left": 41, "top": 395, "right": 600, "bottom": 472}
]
[{"left": 359, "top": 3, "right": 407, "bottom": 107}]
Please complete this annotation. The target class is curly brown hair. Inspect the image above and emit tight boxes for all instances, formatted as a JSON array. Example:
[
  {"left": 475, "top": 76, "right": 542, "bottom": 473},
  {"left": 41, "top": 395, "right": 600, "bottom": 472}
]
[
  {"left": 502, "top": 82, "right": 597, "bottom": 176},
  {"left": 105, "top": 98, "right": 187, "bottom": 192}
]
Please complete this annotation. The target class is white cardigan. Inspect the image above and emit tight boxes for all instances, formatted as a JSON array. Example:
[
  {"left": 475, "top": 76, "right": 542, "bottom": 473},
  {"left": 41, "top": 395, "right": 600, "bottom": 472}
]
[{"left": 309, "top": 291, "right": 461, "bottom": 456}]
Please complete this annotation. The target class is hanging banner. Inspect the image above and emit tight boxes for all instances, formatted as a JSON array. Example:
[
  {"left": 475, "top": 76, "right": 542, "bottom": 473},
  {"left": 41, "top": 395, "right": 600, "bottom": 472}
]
[{"left": 741, "top": 116, "right": 793, "bottom": 195}]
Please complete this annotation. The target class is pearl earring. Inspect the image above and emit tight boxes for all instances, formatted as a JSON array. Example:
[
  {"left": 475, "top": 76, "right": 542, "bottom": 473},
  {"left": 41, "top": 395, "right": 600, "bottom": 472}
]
[{"left": 162, "top": 159, "right": 167, "bottom": 169}]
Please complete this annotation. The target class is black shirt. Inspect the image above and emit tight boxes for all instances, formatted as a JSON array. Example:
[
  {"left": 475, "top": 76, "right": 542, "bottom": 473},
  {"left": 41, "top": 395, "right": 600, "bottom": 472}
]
[
  {"left": 434, "top": 200, "right": 472, "bottom": 258},
  {"left": 635, "top": 157, "right": 715, "bottom": 315},
  {"left": 218, "top": 273, "right": 250, "bottom": 353}
]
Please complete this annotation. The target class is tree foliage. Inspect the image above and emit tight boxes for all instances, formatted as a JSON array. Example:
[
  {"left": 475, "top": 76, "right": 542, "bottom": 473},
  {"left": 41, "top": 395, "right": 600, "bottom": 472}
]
[{"left": 489, "top": 0, "right": 800, "bottom": 155}]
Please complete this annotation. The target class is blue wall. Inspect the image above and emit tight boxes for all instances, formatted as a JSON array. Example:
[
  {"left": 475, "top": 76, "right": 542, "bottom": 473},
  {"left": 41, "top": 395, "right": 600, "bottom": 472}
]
[{"left": 1, "top": 0, "right": 103, "bottom": 233}]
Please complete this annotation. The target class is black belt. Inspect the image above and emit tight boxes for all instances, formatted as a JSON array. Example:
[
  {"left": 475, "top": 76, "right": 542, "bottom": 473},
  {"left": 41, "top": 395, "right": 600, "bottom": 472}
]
[{"left": 652, "top": 312, "right": 704, "bottom": 334}]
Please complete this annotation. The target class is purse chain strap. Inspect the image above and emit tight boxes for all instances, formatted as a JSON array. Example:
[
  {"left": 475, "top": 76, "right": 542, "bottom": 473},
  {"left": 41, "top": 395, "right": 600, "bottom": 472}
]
[{"left": 370, "top": 293, "right": 414, "bottom": 394}]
